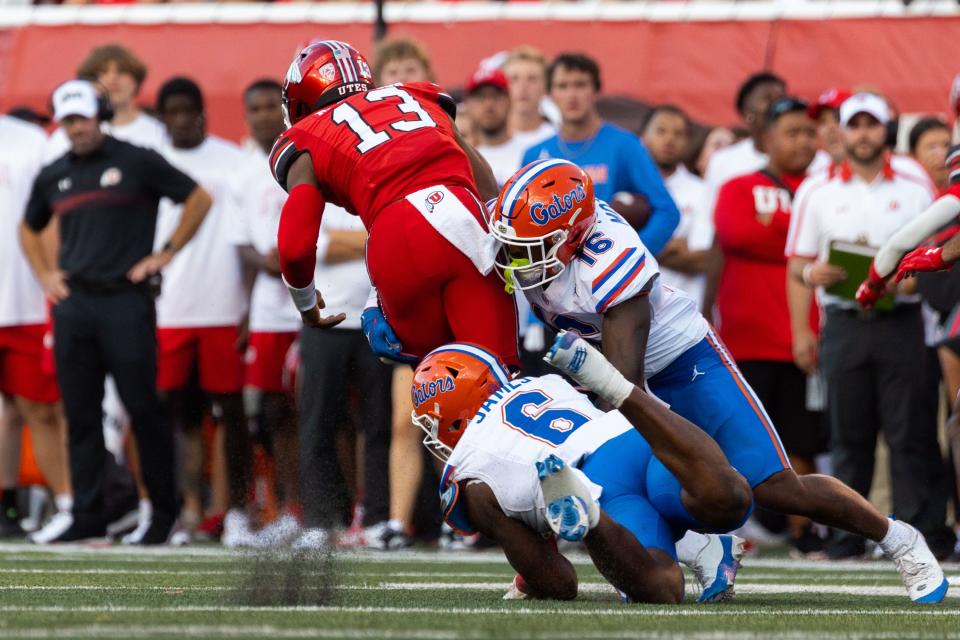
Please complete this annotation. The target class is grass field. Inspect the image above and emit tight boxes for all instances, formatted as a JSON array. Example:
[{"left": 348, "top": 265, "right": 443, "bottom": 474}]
[{"left": 2, "top": 542, "right": 960, "bottom": 639}]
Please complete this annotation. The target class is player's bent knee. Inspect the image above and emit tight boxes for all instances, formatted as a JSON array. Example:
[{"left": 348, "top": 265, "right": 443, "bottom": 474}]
[
  {"left": 624, "top": 563, "right": 684, "bottom": 604},
  {"left": 699, "top": 472, "right": 753, "bottom": 531},
  {"left": 554, "top": 576, "right": 579, "bottom": 601}
]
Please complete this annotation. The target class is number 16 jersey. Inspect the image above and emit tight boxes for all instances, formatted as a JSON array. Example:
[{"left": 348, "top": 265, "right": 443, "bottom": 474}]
[{"left": 269, "top": 81, "right": 478, "bottom": 228}]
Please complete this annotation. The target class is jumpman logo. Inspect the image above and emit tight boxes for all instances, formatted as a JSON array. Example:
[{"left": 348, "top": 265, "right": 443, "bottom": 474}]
[{"left": 691, "top": 365, "right": 705, "bottom": 382}]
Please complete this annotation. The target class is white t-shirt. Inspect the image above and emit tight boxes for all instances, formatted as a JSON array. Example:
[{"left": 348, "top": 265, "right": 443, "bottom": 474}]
[
  {"left": 154, "top": 136, "right": 247, "bottom": 328},
  {"left": 231, "top": 147, "right": 301, "bottom": 333},
  {"left": 477, "top": 136, "right": 531, "bottom": 188},
  {"left": 786, "top": 162, "right": 935, "bottom": 308},
  {"left": 45, "top": 112, "right": 167, "bottom": 161},
  {"left": 0, "top": 116, "right": 48, "bottom": 327},
  {"left": 659, "top": 165, "right": 710, "bottom": 309},
  {"left": 443, "top": 373, "right": 630, "bottom": 534},
  {"left": 315, "top": 206, "right": 373, "bottom": 331},
  {"left": 512, "top": 122, "right": 556, "bottom": 158},
  {"left": 704, "top": 138, "right": 767, "bottom": 205},
  {"left": 522, "top": 200, "right": 708, "bottom": 378}
]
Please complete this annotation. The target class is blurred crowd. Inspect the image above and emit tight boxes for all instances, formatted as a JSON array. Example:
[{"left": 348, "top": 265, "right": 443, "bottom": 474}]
[{"left": 2, "top": 37, "right": 960, "bottom": 559}]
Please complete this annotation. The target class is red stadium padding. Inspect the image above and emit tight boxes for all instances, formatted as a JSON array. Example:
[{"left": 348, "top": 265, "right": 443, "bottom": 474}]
[{"left": 0, "top": 16, "right": 958, "bottom": 140}]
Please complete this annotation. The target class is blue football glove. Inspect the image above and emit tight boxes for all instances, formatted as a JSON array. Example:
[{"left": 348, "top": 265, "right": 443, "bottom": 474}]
[{"left": 361, "top": 307, "right": 417, "bottom": 364}]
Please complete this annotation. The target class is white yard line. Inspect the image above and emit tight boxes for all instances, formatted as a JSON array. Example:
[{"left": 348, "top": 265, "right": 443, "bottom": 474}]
[
  {"left": 1, "top": 544, "right": 956, "bottom": 574},
  {"left": 0, "top": 626, "right": 957, "bottom": 640},
  {"left": 0, "top": 568, "right": 921, "bottom": 583},
  {"left": 0, "top": 580, "right": 942, "bottom": 599},
  {"left": 0, "top": 604, "right": 958, "bottom": 617},
  {"left": 0, "top": 568, "right": 513, "bottom": 579}
]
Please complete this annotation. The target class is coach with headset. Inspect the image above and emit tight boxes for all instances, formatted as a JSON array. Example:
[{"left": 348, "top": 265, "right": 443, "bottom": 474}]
[{"left": 18, "top": 79, "right": 212, "bottom": 544}]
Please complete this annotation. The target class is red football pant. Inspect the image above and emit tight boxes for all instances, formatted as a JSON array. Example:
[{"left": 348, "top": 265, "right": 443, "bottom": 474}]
[{"left": 366, "top": 189, "right": 519, "bottom": 367}]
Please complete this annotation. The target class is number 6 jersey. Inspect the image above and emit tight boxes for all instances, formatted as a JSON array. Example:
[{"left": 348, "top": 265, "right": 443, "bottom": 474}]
[
  {"left": 269, "top": 81, "right": 478, "bottom": 229},
  {"left": 441, "top": 373, "right": 633, "bottom": 535}
]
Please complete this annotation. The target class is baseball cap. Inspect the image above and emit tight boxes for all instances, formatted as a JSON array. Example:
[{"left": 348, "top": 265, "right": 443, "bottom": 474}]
[
  {"left": 766, "top": 96, "right": 809, "bottom": 126},
  {"left": 52, "top": 79, "right": 100, "bottom": 122},
  {"left": 465, "top": 67, "right": 509, "bottom": 96},
  {"left": 839, "top": 92, "right": 890, "bottom": 127},
  {"left": 808, "top": 87, "right": 852, "bottom": 119}
]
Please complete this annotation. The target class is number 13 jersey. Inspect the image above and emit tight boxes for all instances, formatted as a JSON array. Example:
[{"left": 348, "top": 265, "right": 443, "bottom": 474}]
[
  {"left": 442, "top": 373, "right": 633, "bottom": 534},
  {"left": 269, "top": 81, "right": 478, "bottom": 228}
]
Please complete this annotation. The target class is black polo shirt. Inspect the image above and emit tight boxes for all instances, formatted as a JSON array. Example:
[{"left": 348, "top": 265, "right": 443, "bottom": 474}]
[{"left": 24, "top": 136, "right": 197, "bottom": 286}]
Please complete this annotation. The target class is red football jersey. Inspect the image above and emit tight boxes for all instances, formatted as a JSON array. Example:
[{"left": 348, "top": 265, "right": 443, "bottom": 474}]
[
  {"left": 269, "top": 82, "right": 477, "bottom": 228},
  {"left": 714, "top": 170, "right": 816, "bottom": 363}
]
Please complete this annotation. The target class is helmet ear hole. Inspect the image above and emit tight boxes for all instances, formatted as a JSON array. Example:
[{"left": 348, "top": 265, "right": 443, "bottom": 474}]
[{"left": 449, "top": 419, "right": 463, "bottom": 434}]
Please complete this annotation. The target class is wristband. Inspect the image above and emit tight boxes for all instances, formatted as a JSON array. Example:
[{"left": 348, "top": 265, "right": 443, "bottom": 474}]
[
  {"left": 601, "top": 371, "right": 635, "bottom": 409},
  {"left": 161, "top": 240, "right": 178, "bottom": 255},
  {"left": 283, "top": 276, "right": 317, "bottom": 312}
]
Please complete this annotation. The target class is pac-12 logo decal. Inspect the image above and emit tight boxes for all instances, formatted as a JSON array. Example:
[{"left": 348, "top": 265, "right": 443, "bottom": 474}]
[
  {"left": 424, "top": 190, "right": 445, "bottom": 212},
  {"left": 100, "top": 167, "right": 122, "bottom": 188},
  {"left": 318, "top": 63, "right": 337, "bottom": 82},
  {"left": 529, "top": 183, "right": 587, "bottom": 225},
  {"left": 413, "top": 375, "right": 456, "bottom": 408}
]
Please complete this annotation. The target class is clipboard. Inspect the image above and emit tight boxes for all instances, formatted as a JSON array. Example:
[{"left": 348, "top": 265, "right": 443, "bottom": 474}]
[{"left": 825, "top": 241, "right": 895, "bottom": 311}]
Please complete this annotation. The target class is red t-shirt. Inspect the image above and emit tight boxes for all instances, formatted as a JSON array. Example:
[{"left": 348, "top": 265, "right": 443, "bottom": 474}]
[
  {"left": 714, "top": 170, "right": 816, "bottom": 363},
  {"left": 270, "top": 82, "right": 478, "bottom": 229}
]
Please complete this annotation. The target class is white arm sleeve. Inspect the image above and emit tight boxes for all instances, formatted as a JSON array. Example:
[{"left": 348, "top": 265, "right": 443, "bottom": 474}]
[
  {"left": 874, "top": 194, "right": 960, "bottom": 277},
  {"left": 364, "top": 286, "right": 378, "bottom": 310}
]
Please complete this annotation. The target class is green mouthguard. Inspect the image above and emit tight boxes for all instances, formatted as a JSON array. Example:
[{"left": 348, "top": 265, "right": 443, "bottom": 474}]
[{"left": 503, "top": 258, "right": 531, "bottom": 294}]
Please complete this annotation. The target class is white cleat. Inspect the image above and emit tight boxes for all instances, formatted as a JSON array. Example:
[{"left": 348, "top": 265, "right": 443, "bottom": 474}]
[
  {"left": 120, "top": 500, "right": 153, "bottom": 545},
  {"left": 290, "top": 527, "right": 331, "bottom": 551},
  {"left": 689, "top": 534, "right": 745, "bottom": 603},
  {"left": 502, "top": 575, "right": 530, "bottom": 600},
  {"left": 536, "top": 454, "right": 599, "bottom": 542},
  {"left": 363, "top": 521, "right": 413, "bottom": 551},
  {"left": 221, "top": 509, "right": 259, "bottom": 549},
  {"left": 251, "top": 512, "right": 301, "bottom": 549},
  {"left": 886, "top": 522, "right": 949, "bottom": 604},
  {"left": 28, "top": 511, "right": 73, "bottom": 545}
]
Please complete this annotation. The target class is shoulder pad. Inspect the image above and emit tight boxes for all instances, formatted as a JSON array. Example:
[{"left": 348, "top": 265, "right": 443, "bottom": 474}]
[
  {"left": 268, "top": 131, "right": 306, "bottom": 192},
  {"left": 436, "top": 91, "right": 457, "bottom": 120}
]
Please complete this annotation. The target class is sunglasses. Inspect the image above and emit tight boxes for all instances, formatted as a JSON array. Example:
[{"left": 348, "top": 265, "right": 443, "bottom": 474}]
[{"left": 765, "top": 97, "right": 810, "bottom": 123}]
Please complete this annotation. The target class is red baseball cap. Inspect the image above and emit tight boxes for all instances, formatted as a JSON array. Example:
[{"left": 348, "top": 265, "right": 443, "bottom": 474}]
[
  {"left": 465, "top": 67, "right": 509, "bottom": 96},
  {"left": 808, "top": 87, "right": 852, "bottom": 119}
]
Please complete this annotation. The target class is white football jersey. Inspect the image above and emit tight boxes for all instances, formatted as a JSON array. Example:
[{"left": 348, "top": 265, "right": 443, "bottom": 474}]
[
  {"left": 155, "top": 136, "right": 248, "bottom": 328},
  {"left": 523, "top": 201, "right": 709, "bottom": 378},
  {"left": 442, "top": 374, "right": 632, "bottom": 534}
]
